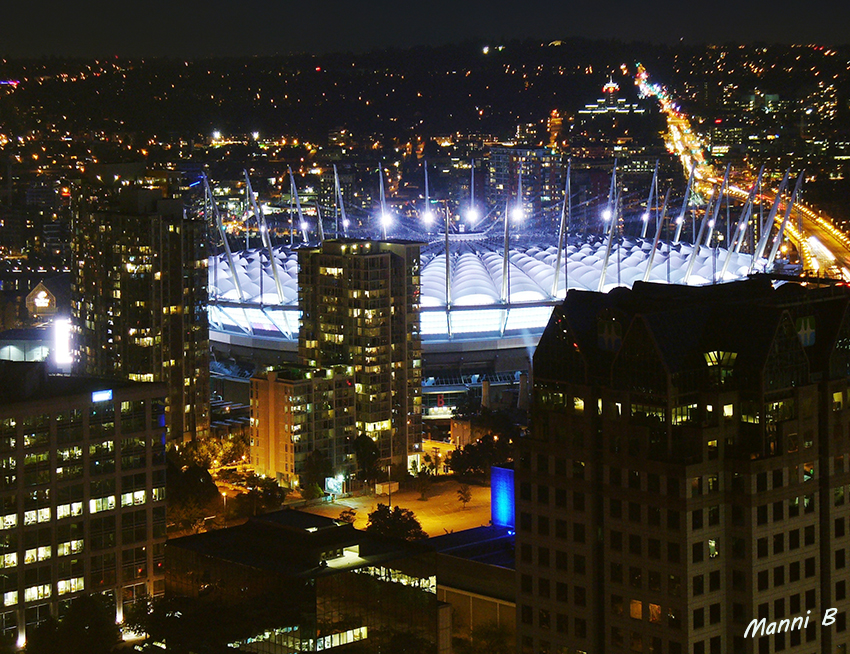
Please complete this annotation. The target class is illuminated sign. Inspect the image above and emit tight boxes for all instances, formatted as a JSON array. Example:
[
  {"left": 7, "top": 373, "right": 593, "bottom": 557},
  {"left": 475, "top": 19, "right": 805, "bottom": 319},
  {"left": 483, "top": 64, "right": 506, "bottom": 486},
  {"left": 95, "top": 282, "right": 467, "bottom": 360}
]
[
  {"left": 33, "top": 291, "right": 51, "bottom": 309},
  {"left": 91, "top": 390, "right": 113, "bottom": 403}
]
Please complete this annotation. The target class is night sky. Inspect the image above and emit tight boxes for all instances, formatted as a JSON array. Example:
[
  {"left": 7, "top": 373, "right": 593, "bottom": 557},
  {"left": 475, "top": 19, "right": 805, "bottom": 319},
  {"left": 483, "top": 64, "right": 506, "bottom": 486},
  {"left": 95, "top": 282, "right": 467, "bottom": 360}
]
[{"left": 2, "top": 0, "right": 848, "bottom": 58}]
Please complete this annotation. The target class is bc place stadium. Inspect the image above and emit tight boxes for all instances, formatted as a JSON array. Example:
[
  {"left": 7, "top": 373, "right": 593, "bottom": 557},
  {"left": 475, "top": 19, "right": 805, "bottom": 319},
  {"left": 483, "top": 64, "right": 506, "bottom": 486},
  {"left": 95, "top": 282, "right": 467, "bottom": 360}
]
[{"left": 206, "top": 159, "right": 806, "bottom": 416}]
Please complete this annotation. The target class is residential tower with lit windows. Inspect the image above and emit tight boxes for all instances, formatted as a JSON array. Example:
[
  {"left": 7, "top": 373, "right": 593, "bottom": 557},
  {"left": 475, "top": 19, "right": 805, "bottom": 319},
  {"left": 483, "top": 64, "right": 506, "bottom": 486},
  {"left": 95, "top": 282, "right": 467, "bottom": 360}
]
[
  {"left": 72, "top": 183, "right": 209, "bottom": 442},
  {"left": 297, "top": 239, "right": 422, "bottom": 468},
  {"left": 250, "top": 365, "right": 356, "bottom": 486}
]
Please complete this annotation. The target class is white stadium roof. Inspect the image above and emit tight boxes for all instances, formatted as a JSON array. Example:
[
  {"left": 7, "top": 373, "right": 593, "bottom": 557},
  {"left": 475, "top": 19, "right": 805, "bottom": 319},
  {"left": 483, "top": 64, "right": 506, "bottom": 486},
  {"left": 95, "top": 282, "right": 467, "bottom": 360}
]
[{"left": 208, "top": 236, "right": 755, "bottom": 344}]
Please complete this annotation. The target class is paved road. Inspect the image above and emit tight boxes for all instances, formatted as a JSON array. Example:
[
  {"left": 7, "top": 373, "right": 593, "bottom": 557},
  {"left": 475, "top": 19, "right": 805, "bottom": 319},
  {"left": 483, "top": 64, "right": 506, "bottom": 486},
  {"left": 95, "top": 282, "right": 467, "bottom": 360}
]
[{"left": 299, "top": 478, "right": 494, "bottom": 538}]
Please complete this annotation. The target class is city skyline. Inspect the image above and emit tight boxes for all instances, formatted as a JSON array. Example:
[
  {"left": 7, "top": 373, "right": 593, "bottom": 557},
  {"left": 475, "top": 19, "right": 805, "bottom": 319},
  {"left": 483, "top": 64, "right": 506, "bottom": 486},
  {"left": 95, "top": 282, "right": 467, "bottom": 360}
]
[{"left": 0, "top": 1, "right": 848, "bottom": 59}]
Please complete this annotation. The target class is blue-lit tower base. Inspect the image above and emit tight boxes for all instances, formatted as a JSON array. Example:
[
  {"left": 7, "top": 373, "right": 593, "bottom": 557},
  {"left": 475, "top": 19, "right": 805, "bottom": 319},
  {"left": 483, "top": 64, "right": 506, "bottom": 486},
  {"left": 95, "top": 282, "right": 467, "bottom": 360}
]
[{"left": 491, "top": 465, "right": 515, "bottom": 529}]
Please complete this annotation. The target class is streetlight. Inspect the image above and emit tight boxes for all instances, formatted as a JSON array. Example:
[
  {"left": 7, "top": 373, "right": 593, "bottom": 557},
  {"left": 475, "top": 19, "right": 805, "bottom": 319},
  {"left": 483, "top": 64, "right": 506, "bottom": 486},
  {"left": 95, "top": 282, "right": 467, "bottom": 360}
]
[{"left": 222, "top": 492, "right": 227, "bottom": 528}]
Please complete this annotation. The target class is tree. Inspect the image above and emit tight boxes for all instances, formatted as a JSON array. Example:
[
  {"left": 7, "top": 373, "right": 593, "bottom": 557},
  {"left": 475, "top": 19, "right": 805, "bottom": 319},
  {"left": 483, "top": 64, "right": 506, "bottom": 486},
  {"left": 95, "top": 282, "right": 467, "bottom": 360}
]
[
  {"left": 353, "top": 433, "right": 381, "bottom": 483},
  {"left": 300, "top": 482, "right": 325, "bottom": 501},
  {"left": 233, "top": 476, "right": 290, "bottom": 517},
  {"left": 168, "top": 496, "right": 208, "bottom": 534},
  {"left": 457, "top": 483, "right": 472, "bottom": 510},
  {"left": 301, "top": 449, "right": 332, "bottom": 489},
  {"left": 449, "top": 431, "right": 513, "bottom": 477},
  {"left": 26, "top": 595, "right": 118, "bottom": 654},
  {"left": 410, "top": 457, "right": 432, "bottom": 501},
  {"left": 366, "top": 504, "right": 427, "bottom": 540}
]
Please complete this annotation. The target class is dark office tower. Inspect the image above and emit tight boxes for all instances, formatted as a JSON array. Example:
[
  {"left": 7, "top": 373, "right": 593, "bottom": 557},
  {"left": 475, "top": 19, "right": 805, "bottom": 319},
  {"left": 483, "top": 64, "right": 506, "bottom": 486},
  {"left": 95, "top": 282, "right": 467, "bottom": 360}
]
[
  {"left": 517, "top": 279, "right": 850, "bottom": 654},
  {"left": 0, "top": 362, "right": 167, "bottom": 648},
  {"left": 298, "top": 240, "right": 422, "bottom": 468},
  {"left": 72, "top": 186, "right": 209, "bottom": 443},
  {"left": 487, "top": 145, "right": 562, "bottom": 224}
]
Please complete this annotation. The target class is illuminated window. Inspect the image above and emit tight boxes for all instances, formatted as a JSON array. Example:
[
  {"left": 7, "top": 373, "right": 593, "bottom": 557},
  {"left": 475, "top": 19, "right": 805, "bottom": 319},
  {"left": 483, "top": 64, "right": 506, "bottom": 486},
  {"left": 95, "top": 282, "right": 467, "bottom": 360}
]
[{"left": 630, "top": 600, "right": 643, "bottom": 620}]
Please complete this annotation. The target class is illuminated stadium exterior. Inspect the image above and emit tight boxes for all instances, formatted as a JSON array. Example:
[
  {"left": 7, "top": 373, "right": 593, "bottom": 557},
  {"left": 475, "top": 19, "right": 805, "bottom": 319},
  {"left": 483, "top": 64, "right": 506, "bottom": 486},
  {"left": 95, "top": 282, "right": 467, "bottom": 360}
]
[{"left": 208, "top": 232, "right": 758, "bottom": 375}]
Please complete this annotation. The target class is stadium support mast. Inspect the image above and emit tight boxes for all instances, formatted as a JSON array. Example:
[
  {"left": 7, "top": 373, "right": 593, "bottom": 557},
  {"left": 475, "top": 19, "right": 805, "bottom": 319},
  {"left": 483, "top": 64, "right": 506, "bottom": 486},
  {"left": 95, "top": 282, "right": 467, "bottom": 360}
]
[
  {"left": 552, "top": 160, "right": 571, "bottom": 298},
  {"left": 766, "top": 171, "right": 805, "bottom": 269},
  {"left": 750, "top": 170, "right": 790, "bottom": 271},
  {"left": 379, "top": 163, "right": 388, "bottom": 240},
  {"left": 673, "top": 162, "right": 696, "bottom": 244},
  {"left": 204, "top": 174, "right": 246, "bottom": 304},
  {"left": 445, "top": 207, "right": 451, "bottom": 309},
  {"left": 501, "top": 199, "right": 510, "bottom": 303},
  {"left": 245, "top": 171, "right": 284, "bottom": 303},
  {"left": 598, "top": 170, "right": 618, "bottom": 292},
  {"left": 287, "top": 166, "right": 307, "bottom": 242},
  {"left": 334, "top": 165, "right": 349, "bottom": 237},
  {"left": 643, "top": 188, "right": 671, "bottom": 282},
  {"left": 704, "top": 164, "right": 730, "bottom": 248},
  {"left": 315, "top": 201, "right": 325, "bottom": 244},
  {"left": 470, "top": 158, "right": 475, "bottom": 217},
  {"left": 640, "top": 161, "right": 658, "bottom": 239},
  {"left": 733, "top": 166, "right": 764, "bottom": 253},
  {"left": 424, "top": 159, "right": 430, "bottom": 218},
  {"left": 604, "top": 160, "right": 617, "bottom": 237},
  {"left": 683, "top": 188, "right": 716, "bottom": 284}
]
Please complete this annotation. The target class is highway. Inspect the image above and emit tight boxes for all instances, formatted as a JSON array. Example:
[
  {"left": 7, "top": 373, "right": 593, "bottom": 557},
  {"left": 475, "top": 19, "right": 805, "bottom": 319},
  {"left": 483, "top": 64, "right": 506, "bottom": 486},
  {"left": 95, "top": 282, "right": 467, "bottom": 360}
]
[{"left": 636, "top": 65, "right": 850, "bottom": 278}]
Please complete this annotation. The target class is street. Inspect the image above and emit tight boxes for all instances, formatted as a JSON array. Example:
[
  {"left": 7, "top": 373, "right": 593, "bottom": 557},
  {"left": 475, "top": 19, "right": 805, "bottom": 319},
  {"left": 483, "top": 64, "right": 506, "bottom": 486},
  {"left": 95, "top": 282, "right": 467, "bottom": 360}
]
[{"left": 299, "top": 478, "right": 494, "bottom": 538}]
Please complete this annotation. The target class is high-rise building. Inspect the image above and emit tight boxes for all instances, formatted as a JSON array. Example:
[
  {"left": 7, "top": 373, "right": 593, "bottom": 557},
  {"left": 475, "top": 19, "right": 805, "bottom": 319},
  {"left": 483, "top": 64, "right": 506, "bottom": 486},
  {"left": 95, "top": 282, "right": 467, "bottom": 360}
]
[
  {"left": 0, "top": 361, "right": 167, "bottom": 647},
  {"left": 518, "top": 279, "right": 850, "bottom": 654},
  {"left": 72, "top": 185, "right": 209, "bottom": 442},
  {"left": 487, "top": 146, "right": 563, "bottom": 224},
  {"left": 298, "top": 240, "right": 422, "bottom": 468},
  {"left": 250, "top": 365, "right": 356, "bottom": 486}
]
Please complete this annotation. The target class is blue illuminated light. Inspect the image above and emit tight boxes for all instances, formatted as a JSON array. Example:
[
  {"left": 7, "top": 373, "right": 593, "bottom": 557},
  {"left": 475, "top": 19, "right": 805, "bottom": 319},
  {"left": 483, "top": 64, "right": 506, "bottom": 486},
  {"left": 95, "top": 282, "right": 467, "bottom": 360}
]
[
  {"left": 91, "top": 389, "right": 113, "bottom": 403},
  {"left": 491, "top": 466, "right": 515, "bottom": 529}
]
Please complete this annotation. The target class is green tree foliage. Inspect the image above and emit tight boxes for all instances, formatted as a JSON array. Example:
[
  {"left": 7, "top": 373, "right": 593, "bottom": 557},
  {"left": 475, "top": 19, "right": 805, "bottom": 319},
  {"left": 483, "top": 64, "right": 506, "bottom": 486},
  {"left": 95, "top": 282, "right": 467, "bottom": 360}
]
[
  {"left": 365, "top": 504, "right": 427, "bottom": 540},
  {"left": 410, "top": 456, "right": 434, "bottom": 501},
  {"left": 457, "top": 483, "right": 473, "bottom": 510},
  {"left": 449, "top": 431, "right": 513, "bottom": 477},
  {"left": 338, "top": 508, "right": 357, "bottom": 523},
  {"left": 166, "top": 457, "right": 221, "bottom": 534},
  {"left": 26, "top": 595, "right": 119, "bottom": 654},
  {"left": 232, "top": 476, "right": 289, "bottom": 517},
  {"left": 352, "top": 433, "right": 381, "bottom": 483},
  {"left": 301, "top": 449, "right": 332, "bottom": 489},
  {"left": 178, "top": 432, "right": 249, "bottom": 469},
  {"left": 300, "top": 482, "right": 325, "bottom": 501}
]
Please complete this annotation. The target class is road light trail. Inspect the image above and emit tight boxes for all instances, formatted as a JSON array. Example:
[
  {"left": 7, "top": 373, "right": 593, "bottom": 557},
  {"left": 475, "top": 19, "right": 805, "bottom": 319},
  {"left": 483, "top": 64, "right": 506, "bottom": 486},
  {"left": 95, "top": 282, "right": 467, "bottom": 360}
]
[{"left": 635, "top": 64, "right": 850, "bottom": 276}]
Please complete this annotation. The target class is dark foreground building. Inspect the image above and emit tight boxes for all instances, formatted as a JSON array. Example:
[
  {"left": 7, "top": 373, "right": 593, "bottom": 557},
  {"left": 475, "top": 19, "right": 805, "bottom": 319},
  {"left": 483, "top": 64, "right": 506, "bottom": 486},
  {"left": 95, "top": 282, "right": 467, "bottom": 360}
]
[
  {"left": 167, "top": 510, "right": 450, "bottom": 653},
  {"left": 517, "top": 278, "right": 850, "bottom": 654}
]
